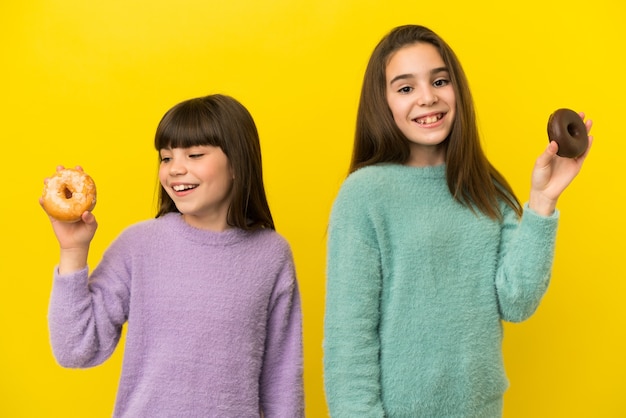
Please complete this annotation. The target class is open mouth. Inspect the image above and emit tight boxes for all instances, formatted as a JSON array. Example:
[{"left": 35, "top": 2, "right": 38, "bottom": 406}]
[
  {"left": 172, "top": 184, "right": 198, "bottom": 192},
  {"left": 414, "top": 113, "right": 444, "bottom": 125}
]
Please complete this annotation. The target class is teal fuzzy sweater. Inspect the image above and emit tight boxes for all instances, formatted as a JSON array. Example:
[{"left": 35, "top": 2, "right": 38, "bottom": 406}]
[{"left": 323, "top": 164, "right": 558, "bottom": 417}]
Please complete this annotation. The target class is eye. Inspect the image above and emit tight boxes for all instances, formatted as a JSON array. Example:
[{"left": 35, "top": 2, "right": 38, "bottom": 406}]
[
  {"left": 397, "top": 86, "right": 413, "bottom": 94},
  {"left": 186, "top": 145, "right": 209, "bottom": 159},
  {"left": 160, "top": 156, "right": 171, "bottom": 163},
  {"left": 433, "top": 78, "right": 450, "bottom": 88}
]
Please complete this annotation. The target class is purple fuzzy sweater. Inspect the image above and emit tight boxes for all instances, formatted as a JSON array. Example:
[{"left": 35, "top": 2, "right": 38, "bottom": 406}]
[{"left": 48, "top": 213, "right": 304, "bottom": 417}]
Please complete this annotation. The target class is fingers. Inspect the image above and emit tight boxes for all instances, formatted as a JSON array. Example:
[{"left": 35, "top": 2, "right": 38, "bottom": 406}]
[
  {"left": 536, "top": 141, "right": 559, "bottom": 168},
  {"left": 46, "top": 165, "right": 85, "bottom": 184},
  {"left": 81, "top": 211, "right": 96, "bottom": 224},
  {"left": 577, "top": 111, "right": 593, "bottom": 134},
  {"left": 547, "top": 140, "right": 559, "bottom": 156},
  {"left": 54, "top": 165, "right": 84, "bottom": 172},
  {"left": 575, "top": 109, "right": 593, "bottom": 159}
]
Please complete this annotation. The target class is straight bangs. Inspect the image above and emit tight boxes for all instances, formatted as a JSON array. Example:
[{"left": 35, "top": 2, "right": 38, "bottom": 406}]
[
  {"left": 154, "top": 94, "right": 275, "bottom": 230},
  {"left": 154, "top": 99, "right": 224, "bottom": 151}
]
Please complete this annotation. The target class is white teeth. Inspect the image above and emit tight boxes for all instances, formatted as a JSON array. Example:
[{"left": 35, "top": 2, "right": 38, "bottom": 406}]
[
  {"left": 173, "top": 184, "right": 196, "bottom": 192},
  {"left": 416, "top": 114, "right": 442, "bottom": 124}
]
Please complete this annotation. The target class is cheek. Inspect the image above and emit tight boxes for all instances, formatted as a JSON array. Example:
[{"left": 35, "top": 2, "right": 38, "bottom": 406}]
[
  {"left": 207, "top": 165, "right": 234, "bottom": 192},
  {"left": 386, "top": 98, "right": 404, "bottom": 122},
  {"left": 158, "top": 166, "right": 169, "bottom": 187},
  {"left": 221, "top": 172, "right": 235, "bottom": 193},
  {"left": 443, "top": 89, "right": 456, "bottom": 110}
]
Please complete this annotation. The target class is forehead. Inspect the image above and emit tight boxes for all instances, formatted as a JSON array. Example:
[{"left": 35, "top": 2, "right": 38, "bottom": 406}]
[{"left": 385, "top": 43, "right": 446, "bottom": 80}]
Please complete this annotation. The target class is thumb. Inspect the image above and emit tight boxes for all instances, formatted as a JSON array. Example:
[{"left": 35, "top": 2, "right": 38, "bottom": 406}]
[
  {"left": 535, "top": 141, "right": 558, "bottom": 168},
  {"left": 81, "top": 211, "right": 97, "bottom": 225}
]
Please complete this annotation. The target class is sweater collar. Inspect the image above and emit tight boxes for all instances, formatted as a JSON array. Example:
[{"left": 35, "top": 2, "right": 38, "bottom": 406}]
[
  {"left": 379, "top": 162, "right": 446, "bottom": 179},
  {"left": 162, "top": 213, "right": 249, "bottom": 246}
]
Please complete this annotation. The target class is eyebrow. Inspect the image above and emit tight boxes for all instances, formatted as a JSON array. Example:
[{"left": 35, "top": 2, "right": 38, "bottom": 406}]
[{"left": 388, "top": 66, "right": 449, "bottom": 85}]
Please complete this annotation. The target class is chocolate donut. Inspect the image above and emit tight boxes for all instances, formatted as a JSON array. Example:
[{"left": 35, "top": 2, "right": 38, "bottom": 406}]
[{"left": 547, "top": 108, "right": 588, "bottom": 158}]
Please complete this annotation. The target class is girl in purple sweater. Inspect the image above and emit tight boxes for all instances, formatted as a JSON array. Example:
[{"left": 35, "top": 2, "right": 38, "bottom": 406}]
[{"left": 43, "top": 94, "right": 304, "bottom": 417}]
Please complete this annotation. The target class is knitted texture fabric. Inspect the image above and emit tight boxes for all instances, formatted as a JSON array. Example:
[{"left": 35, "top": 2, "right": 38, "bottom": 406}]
[
  {"left": 324, "top": 164, "right": 558, "bottom": 417},
  {"left": 48, "top": 213, "right": 303, "bottom": 417}
]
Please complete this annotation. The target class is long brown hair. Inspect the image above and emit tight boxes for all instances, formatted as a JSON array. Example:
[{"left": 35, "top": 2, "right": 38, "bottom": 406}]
[
  {"left": 154, "top": 94, "right": 275, "bottom": 230},
  {"left": 352, "top": 25, "right": 521, "bottom": 219}
]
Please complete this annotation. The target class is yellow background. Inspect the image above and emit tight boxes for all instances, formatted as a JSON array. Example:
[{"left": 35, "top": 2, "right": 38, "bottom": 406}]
[{"left": 2, "top": 0, "right": 624, "bottom": 416}]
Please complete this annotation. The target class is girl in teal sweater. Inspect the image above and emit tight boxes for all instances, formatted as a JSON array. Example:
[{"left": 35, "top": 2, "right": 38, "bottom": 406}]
[{"left": 323, "top": 25, "right": 593, "bottom": 417}]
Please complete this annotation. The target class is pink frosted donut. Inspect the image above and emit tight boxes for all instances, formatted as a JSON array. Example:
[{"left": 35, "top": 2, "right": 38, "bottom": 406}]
[
  {"left": 547, "top": 108, "right": 588, "bottom": 158},
  {"left": 42, "top": 168, "right": 97, "bottom": 222}
]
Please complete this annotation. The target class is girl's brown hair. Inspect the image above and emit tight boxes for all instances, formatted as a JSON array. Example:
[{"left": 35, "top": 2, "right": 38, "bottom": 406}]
[
  {"left": 154, "top": 94, "right": 275, "bottom": 230},
  {"left": 352, "top": 25, "right": 521, "bottom": 219}
]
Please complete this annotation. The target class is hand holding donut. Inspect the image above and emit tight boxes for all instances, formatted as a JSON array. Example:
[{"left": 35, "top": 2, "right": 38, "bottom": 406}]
[
  {"left": 40, "top": 166, "right": 99, "bottom": 268},
  {"left": 547, "top": 108, "right": 589, "bottom": 158},
  {"left": 529, "top": 110, "right": 593, "bottom": 216},
  {"left": 41, "top": 166, "right": 97, "bottom": 222}
]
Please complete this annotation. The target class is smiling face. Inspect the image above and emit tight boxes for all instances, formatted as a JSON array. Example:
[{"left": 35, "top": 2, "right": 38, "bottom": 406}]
[
  {"left": 385, "top": 42, "right": 456, "bottom": 166},
  {"left": 158, "top": 145, "right": 234, "bottom": 231}
]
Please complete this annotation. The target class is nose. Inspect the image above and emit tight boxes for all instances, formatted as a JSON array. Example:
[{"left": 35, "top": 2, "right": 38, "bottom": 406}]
[
  {"left": 168, "top": 157, "right": 187, "bottom": 176},
  {"left": 416, "top": 84, "right": 438, "bottom": 106}
]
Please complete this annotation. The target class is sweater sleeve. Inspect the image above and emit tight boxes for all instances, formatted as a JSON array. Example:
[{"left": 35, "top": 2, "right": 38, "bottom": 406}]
[
  {"left": 47, "top": 235, "right": 131, "bottom": 368},
  {"left": 323, "top": 181, "right": 385, "bottom": 417},
  {"left": 495, "top": 203, "right": 559, "bottom": 322},
  {"left": 259, "top": 247, "right": 304, "bottom": 418}
]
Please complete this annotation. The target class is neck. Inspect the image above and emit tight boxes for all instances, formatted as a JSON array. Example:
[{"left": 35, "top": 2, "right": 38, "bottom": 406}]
[
  {"left": 182, "top": 213, "right": 231, "bottom": 232},
  {"left": 405, "top": 143, "right": 446, "bottom": 167}
]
